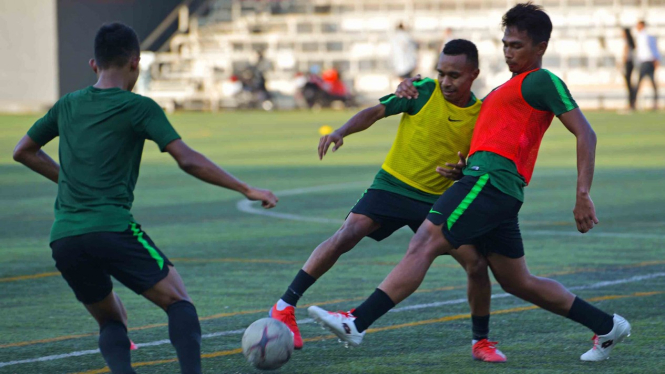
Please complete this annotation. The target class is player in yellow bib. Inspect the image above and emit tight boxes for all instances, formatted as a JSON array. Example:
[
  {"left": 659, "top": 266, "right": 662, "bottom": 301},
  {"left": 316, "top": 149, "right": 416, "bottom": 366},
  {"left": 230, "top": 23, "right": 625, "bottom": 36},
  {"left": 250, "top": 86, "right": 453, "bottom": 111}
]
[{"left": 269, "top": 40, "right": 506, "bottom": 362}]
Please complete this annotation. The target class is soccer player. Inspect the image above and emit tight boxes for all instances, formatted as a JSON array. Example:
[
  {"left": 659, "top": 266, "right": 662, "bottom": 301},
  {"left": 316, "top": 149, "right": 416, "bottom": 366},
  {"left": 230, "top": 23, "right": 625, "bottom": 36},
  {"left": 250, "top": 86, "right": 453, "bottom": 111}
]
[
  {"left": 12, "top": 23, "right": 278, "bottom": 374},
  {"left": 308, "top": 3, "right": 631, "bottom": 363},
  {"left": 270, "top": 40, "right": 507, "bottom": 362}
]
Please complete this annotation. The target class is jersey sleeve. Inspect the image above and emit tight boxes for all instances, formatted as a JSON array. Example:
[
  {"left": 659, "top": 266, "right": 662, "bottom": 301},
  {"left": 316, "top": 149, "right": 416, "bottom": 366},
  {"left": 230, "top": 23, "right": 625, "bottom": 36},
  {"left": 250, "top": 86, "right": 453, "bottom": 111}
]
[
  {"left": 379, "top": 78, "right": 437, "bottom": 117},
  {"left": 27, "top": 101, "right": 60, "bottom": 146},
  {"left": 521, "top": 69, "right": 578, "bottom": 116},
  {"left": 133, "top": 96, "right": 181, "bottom": 151}
]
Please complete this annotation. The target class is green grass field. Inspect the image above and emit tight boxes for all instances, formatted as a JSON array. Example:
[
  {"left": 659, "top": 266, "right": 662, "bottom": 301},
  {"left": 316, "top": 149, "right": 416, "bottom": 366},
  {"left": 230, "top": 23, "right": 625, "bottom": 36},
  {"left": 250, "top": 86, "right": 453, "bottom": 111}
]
[{"left": 0, "top": 110, "right": 664, "bottom": 374}]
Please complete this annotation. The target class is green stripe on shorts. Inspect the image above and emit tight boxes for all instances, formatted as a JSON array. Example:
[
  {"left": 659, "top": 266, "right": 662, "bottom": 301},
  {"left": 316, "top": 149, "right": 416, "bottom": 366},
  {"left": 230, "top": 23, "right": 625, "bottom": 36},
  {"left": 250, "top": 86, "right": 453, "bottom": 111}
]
[
  {"left": 351, "top": 189, "right": 368, "bottom": 209},
  {"left": 130, "top": 222, "right": 164, "bottom": 270},
  {"left": 446, "top": 174, "right": 490, "bottom": 231}
]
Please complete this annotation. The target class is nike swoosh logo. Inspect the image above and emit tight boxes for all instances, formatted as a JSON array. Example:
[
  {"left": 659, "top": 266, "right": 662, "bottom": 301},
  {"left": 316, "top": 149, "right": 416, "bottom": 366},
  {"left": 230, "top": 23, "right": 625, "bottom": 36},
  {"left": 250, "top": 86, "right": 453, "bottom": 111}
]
[
  {"left": 429, "top": 209, "right": 443, "bottom": 215},
  {"left": 448, "top": 116, "right": 462, "bottom": 122}
]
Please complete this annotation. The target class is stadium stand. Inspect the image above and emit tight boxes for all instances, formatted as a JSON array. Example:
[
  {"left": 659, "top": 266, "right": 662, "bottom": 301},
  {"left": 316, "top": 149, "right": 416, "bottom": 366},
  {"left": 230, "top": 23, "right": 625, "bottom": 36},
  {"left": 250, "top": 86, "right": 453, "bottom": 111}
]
[{"left": 142, "top": 0, "right": 665, "bottom": 110}]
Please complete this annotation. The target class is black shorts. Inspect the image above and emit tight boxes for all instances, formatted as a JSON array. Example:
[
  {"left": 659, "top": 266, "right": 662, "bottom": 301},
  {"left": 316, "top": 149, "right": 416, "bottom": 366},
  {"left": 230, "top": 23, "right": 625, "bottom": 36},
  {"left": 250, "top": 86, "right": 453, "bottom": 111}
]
[
  {"left": 349, "top": 189, "right": 432, "bottom": 241},
  {"left": 50, "top": 223, "right": 173, "bottom": 304},
  {"left": 427, "top": 175, "right": 525, "bottom": 258}
]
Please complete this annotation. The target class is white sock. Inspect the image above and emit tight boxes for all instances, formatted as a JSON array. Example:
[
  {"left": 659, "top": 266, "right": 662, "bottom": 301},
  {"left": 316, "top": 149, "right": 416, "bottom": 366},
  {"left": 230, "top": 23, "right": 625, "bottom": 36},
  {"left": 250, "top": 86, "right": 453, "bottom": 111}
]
[{"left": 276, "top": 299, "right": 293, "bottom": 311}]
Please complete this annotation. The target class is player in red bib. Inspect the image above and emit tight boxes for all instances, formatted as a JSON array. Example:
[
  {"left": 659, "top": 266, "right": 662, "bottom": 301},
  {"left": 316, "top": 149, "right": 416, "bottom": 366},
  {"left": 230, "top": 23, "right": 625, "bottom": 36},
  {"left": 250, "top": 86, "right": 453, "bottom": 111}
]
[{"left": 308, "top": 3, "right": 630, "bottom": 363}]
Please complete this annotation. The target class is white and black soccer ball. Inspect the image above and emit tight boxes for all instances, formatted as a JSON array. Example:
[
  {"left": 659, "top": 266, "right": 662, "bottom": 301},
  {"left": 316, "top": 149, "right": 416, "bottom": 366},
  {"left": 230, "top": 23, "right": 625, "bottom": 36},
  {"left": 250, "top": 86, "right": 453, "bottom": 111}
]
[{"left": 241, "top": 318, "right": 294, "bottom": 371}]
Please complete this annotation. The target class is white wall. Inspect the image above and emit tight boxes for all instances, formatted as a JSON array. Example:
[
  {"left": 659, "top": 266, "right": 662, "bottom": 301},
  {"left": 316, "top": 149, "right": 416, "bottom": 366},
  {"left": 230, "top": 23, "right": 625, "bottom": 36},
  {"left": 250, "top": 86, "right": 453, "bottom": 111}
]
[{"left": 0, "top": 0, "right": 58, "bottom": 112}]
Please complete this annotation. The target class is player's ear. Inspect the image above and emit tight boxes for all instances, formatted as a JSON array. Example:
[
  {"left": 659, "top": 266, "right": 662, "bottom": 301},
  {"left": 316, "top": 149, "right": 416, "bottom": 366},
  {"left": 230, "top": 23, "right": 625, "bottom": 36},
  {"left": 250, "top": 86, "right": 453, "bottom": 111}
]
[
  {"left": 537, "top": 41, "right": 548, "bottom": 56},
  {"left": 472, "top": 68, "right": 480, "bottom": 80},
  {"left": 129, "top": 55, "right": 140, "bottom": 71},
  {"left": 89, "top": 59, "right": 98, "bottom": 74}
]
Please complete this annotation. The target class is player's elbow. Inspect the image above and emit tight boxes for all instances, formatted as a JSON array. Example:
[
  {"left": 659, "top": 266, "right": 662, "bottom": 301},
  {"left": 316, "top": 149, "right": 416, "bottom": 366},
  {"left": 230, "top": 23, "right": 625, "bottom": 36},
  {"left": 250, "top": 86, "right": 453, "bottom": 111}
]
[
  {"left": 177, "top": 158, "right": 197, "bottom": 173},
  {"left": 370, "top": 104, "right": 386, "bottom": 121},
  {"left": 576, "top": 126, "right": 596, "bottom": 146},
  {"left": 177, "top": 152, "right": 205, "bottom": 175},
  {"left": 12, "top": 146, "right": 27, "bottom": 163},
  {"left": 585, "top": 128, "right": 597, "bottom": 146}
]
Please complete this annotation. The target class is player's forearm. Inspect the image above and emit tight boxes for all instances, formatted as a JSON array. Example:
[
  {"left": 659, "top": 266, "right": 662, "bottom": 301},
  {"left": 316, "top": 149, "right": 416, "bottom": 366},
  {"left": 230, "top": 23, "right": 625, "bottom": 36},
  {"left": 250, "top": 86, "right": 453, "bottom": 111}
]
[
  {"left": 14, "top": 150, "right": 59, "bottom": 183},
  {"left": 178, "top": 151, "right": 250, "bottom": 195},
  {"left": 336, "top": 105, "right": 385, "bottom": 137},
  {"left": 575, "top": 129, "right": 597, "bottom": 197}
]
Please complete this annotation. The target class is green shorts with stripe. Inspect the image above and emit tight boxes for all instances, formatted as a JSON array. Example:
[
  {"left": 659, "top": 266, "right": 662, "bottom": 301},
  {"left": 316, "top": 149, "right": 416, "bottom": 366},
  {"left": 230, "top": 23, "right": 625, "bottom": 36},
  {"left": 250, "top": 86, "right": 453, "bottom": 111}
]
[
  {"left": 427, "top": 175, "right": 525, "bottom": 258},
  {"left": 50, "top": 223, "right": 172, "bottom": 304}
]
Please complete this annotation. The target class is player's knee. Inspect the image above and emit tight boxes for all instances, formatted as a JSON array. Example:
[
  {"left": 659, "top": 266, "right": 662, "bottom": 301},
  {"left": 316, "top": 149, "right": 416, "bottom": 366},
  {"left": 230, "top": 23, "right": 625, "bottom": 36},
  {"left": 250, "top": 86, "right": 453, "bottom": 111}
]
[
  {"left": 331, "top": 224, "right": 364, "bottom": 252},
  {"left": 497, "top": 275, "right": 529, "bottom": 296},
  {"left": 465, "top": 258, "right": 489, "bottom": 282},
  {"left": 147, "top": 283, "right": 192, "bottom": 310},
  {"left": 405, "top": 231, "right": 439, "bottom": 259},
  {"left": 159, "top": 294, "right": 192, "bottom": 311}
]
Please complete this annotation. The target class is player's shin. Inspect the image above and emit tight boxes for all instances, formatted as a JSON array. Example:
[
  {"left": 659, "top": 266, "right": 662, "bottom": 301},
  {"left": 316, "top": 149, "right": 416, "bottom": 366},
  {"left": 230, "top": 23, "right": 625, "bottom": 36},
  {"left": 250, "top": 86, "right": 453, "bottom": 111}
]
[
  {"left": 377, "top": 241, "right": 441, "bottom": 305},
  {"left": 167, "top": 300, "right": 202, "bottom": 374},
  {"left": 99, "top": 320, "right": 136, "bottom": 374},
  {"left": 352, "top": 246, "right": 437, "bottom": 331}
]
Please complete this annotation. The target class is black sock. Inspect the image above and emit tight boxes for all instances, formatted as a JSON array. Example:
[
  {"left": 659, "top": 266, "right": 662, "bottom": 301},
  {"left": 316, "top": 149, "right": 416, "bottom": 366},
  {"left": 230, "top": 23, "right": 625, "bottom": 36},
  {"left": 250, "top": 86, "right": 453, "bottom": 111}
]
[
  {"left": 566, "top": 296, "right": 614, "bottom": 335},
  {"left": 471, "top": 315, "right": 490, "bottom": 341},
  {"left": 351, "top": 288, "right": 396, "bottom": 333},
  {"left": 167, "top": 300, "right": 202, "bottom": 374},
  {"left": 281, "top": 269, "right": 316, "bottom": 307},
  {"left": 98, "top": 320, "right": 136, "bottom": 374}
]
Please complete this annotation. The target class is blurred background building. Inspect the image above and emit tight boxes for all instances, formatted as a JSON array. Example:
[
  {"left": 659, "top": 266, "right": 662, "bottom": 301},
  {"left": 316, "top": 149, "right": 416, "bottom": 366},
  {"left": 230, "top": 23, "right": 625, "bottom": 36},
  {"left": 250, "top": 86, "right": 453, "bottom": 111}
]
[{"left": 1, "top": 0, "right": 664, "bottom": 112}]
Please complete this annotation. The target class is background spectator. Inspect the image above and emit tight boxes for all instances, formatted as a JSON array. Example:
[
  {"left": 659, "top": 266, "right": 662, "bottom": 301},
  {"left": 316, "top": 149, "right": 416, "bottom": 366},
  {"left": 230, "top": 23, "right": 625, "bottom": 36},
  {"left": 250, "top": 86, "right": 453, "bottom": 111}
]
[{"left": 634, "top": 20, "right": 662, "bottom": 110}]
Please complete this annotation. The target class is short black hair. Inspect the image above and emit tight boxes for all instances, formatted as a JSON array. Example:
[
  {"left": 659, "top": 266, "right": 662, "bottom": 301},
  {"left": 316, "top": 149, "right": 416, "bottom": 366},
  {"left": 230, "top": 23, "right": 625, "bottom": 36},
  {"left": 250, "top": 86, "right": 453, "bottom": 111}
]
[
  {"left": 94, "top": 23, "right": 140, "bottom": 69},
  {"left": 442, "top": 39, "right": 479, "bottom": 69},
  {"left": 502, "top": 2, "right": 552, "bottom": 45}
]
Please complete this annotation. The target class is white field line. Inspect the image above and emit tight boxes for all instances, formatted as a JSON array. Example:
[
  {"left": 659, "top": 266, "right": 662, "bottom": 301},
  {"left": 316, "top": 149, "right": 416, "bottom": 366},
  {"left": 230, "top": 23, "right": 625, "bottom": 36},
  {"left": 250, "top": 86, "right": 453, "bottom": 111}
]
[
  {"left": 1, "top": 271, "right": 664, "bottom": 368},
  {"left": 236, "top": 182, "right": 665, "bottom": 239},
  {"left": 236, "top": 182, "right": 366, "bottom": 224}
]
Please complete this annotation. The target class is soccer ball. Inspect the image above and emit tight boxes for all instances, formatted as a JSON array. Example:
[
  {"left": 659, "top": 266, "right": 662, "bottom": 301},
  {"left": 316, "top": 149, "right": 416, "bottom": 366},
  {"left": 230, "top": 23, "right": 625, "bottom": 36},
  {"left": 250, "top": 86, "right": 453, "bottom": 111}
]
[{"left": 241, "top": 318, "right": 294, "bottom": 370}]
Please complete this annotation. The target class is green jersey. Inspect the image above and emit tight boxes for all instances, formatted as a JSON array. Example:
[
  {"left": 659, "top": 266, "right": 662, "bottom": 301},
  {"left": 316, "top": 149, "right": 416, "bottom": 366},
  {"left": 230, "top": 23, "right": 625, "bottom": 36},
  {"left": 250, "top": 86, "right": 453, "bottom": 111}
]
[
  {"left": 465, "top": 69, "right": 578, "bottom": 202},
  {"left": 27, "top": 86, "right": 181, "bottom": 242}
]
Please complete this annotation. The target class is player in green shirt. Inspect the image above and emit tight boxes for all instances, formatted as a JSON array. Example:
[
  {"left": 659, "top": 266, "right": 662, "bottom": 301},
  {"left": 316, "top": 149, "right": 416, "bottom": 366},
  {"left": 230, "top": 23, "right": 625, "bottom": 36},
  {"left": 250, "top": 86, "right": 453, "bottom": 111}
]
[{"left": 13, "top": 23, "right": 278, "bottom": 374}]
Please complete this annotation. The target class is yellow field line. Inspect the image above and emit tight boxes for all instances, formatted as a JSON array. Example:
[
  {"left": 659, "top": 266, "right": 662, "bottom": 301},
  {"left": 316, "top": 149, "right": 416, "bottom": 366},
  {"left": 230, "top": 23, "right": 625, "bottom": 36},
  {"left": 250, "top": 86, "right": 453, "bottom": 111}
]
[
  {"left": 0, "top": 271, "right": 61, "bottom": 283},
  {"left": 0, "top": 259, "right": 458, "bottom": 285},
  {"left": 3, "top": 259, "right": 664, "bottom": 349},
  {"left": 72, "top": 290, "right": 663, "bottom": 374}
]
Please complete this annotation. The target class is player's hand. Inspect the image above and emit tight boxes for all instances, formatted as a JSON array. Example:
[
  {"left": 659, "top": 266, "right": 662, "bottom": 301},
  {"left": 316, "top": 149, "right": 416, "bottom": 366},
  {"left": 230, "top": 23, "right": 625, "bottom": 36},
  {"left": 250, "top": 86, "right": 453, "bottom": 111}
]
[
  {"left": 245, "top": 187, "right": 278, "bottom": 209},
  {"left": 655, "top": 60, "right": 660, "bottom": 70},
  {"left": 573, "top": 194, "right": 599, "bottom": 233},
  {"left": 436, "top": 152, "right": 467, "bottom": 181},
  {"left": 318, "top": 131, "right": 344, "bottom": 160},
  {"left": 395, "top": 74, "right": 423, "bottom": 99}
]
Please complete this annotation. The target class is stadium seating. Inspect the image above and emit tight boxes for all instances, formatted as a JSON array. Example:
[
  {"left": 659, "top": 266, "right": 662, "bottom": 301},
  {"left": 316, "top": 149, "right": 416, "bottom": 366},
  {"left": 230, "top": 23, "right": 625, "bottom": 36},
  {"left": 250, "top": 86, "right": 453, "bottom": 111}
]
[{"left": 144, "top": 0, "right": 665, "bottom": 110}]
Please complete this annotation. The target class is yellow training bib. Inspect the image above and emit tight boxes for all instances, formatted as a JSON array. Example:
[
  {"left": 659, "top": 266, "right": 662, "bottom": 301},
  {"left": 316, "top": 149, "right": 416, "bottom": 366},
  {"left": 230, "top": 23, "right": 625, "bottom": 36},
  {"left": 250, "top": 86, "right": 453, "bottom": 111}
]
[{"left": 382, "top": 83, "right": 481, "bottom": 195}]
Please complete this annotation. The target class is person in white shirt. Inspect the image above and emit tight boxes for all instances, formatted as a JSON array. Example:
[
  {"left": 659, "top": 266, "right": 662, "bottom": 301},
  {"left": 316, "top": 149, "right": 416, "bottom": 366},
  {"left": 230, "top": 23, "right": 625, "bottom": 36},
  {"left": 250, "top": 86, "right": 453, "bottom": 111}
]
[
  {"left": 391, "top": 23, "right": 418, "bottom": 80},
  {"left": 634, "top": 20, "right": 662, "bottom": 110}
]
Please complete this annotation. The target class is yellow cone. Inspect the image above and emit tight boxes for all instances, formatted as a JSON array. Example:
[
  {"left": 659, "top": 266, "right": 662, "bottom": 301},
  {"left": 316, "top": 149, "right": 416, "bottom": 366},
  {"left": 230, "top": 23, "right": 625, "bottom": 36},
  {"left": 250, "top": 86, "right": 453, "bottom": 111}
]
[{"left": 319, "top": 125, "right": 333, "bottom": 135}]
